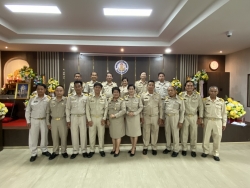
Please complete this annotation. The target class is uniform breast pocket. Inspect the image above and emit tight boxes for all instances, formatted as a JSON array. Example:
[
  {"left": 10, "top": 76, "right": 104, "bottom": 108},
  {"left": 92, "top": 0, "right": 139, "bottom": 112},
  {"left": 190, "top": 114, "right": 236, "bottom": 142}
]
[
  {"left": 173, "top": 102, "right": 180, "bottom": 110},
  {"left": 71, "top": 101, "right": 78, "bottom": 108},
  {"left": 132, "top": 101, "right": 139, "bottom": 108},
  {"left": 50, "top": 102, "right": 56, "bottom": 108}
]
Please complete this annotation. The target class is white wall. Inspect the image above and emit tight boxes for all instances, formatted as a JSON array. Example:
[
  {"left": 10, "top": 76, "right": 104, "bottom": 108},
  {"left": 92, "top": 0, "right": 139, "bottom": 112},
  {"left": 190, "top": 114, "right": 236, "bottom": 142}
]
[{"left": 225, "top": 47, "right": 250, "bottom": 121}]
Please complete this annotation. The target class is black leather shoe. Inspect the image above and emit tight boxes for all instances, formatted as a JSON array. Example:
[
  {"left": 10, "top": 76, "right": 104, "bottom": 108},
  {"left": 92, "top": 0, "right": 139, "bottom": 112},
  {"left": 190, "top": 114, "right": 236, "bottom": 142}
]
[
  {"left": 49, "top": 153, "right": 58, "bottom": 160},
  {"left": 99, "top": 151, "right": 105, "bottom": 157},
  {"left": 42, "top": 151, "right": 51, "bottom": 157},
  {"left": 152, "top": 150, "right": 157, "bottom": 156},
  {"left": 110, "top": 150, "right": 115, "bottom": 154},
  {"left": 88, "top": 152, "right": 95, "bottom": 158},
  {"left": 182, "top": 151, "right": 187, "bottom": 156},
  {"left": 30, "top": 155, "right": 37, "bottom": 162},
  {"left": 142, "top": 149, "right": 148, "bottom": 155},
  {"left": 114, "top": 150, "right": 120, "bottom": 157},
  {"left": 70, "top": 153, "right": 78, "bottom": 159},
  {"left": 201, "top": 153, "right": 208, "bottom": 158},
  {"left": 62, "top": 153, "right": 68, "bottom": 158},
  {"left": 163, "top": 149, "right": 171, "bottom": 154},
  {"left": 82, "top": 152, "right": 88, "bottom": 158},
  {"left": 128, "top": 147, "right": 136, "bottom": 154},
  {"left": 191, "top": 152, "right": 196, "bottom": 157},
  {"left": 171, "top": 152, "right": 179, "bottom": 157},
  {"left": 213, "top": 156, "right": 220, "bottom": 161}
]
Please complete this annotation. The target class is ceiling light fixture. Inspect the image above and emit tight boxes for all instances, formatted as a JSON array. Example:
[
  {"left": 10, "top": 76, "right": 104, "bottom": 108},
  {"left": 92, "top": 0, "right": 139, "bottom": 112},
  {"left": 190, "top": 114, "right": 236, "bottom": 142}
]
[
  {"left": 120, "top": 48, "right": 124, "bottom": 52},
  {"left": 71, "top": 46, "right": 78, "bottom": 51},
  {"left": 219, "top": 51, "right": 222, "bottom": 53},
  {"left": 5, "top": 46, "right": 8, "bottom": 49},
  {"left": 5, "top": 5, "right": 61, "bottom": 14},
  {"left": 103, "top": 8, "right": 152, "bottom": 16},
  {"left": 165, "top": 48, "right": 172, "bottom": 53}
]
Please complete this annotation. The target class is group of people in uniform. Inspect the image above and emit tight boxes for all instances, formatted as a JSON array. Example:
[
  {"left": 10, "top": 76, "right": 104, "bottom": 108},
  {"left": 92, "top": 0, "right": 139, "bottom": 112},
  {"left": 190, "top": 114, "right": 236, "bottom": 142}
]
[{"left": 25, "top": 71, "right": 227, "bottom": 162}]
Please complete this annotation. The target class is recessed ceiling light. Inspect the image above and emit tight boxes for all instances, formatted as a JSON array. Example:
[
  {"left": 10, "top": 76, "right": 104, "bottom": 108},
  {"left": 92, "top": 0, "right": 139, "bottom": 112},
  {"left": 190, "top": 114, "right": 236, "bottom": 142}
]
[
  {"left": 219, "top": 51, "right": 222, "bottom": 53},
  {"left": 165, "top": 48, "right": 172, "bottom": 53},
  {"left": 71, "top": 46, "right": 78, "bottom": 51},
  {"left": 5, "top": 46, "right": 8, "bottom": 49},
  {"left": 120, "top": 48, "right": 124, "bottom": 52},
  {"left": 5, "top": 5, "right": 61, "bottom": 14},
  {"left": 103, "top": 8, "right": 152, "bottom": 17}
]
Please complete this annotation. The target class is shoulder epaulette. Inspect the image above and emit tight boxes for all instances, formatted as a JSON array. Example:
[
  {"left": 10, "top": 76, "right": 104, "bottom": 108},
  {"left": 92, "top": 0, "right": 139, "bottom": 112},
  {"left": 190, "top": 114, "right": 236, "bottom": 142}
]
[
  {"left": 220, "top": 98, "right": 224, "bottom": 102},
  {"left": 87, "top": 82, "right": 90, "bottom": 84},
  {"left": 203, "top": 98, "right": 207, "bottom": 101},
  {"left": 47, "top": 96, "right": 51, "bottom": 99},
  {"left": 165, "top": 96, "right": 169, "bottom": 100},
  {"left": 179, "top": 97, "right": 183, "bottom": 100},
  {"left": 84, "top": 93, "right": 88, "bottom": 96},
  {"left": 30, "top": 95, "right": 35, "bottom": 99},
  {"left": 179, "top": 92, "right": 183, "bottom": 96},
  {"left": 137, "top": 95, "right": 140, "bottom": 98},
  {"left": 119, "top": 97, "right": 123, "bottom": 100},
  {"left": 68, "top": 93, "right": 72, "bottom": 96}
]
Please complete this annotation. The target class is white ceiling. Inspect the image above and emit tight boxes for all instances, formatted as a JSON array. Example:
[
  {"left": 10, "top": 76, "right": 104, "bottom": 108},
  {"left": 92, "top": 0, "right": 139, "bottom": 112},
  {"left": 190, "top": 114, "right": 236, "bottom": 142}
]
[{"left": 0, "top": 0, "right": 250, "bottom": 55}]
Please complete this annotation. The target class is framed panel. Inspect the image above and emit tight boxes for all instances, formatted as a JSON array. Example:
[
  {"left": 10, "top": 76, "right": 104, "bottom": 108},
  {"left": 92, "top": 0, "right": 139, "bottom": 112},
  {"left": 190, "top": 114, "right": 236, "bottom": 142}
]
[{"left": 15, "top": 83, "right": 31, "bottom": 99}]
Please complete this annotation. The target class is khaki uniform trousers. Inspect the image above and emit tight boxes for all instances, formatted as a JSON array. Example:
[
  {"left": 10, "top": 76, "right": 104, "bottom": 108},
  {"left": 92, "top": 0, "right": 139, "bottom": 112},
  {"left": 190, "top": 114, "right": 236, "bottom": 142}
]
[
  {"left": 89, "top": 116, "right": 105, "bottom": 152},
  {"left": 181, "top": 115, "right": 198, "bottom": 152},
  {"left": 70, "top": 115, "right": 87, "bottom": 154},
  {"left": 165, "top": 114, "right": 180, "bottom": 153},
  {"left": 51, "top": 118, "right": 68, "bottom": 154},
  {"left": 143, "top": 115, "right": 159, "bottom": 150},
  {"left": 29, "top": 118, "right": 48, "bottom": 156},
  {"left": 202, "top": 118, "right": 222, "bottom": 156}
]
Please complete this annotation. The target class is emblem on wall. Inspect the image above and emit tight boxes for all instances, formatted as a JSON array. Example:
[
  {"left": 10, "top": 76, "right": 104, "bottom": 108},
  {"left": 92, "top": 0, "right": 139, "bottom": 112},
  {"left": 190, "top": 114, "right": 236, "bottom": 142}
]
[{"left": 114, "top": 60, "right": 129, "bottom": 75}]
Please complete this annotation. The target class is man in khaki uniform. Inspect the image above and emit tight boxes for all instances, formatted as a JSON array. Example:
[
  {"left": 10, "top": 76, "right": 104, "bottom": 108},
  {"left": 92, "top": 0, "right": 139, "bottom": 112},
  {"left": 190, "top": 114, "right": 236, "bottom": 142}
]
[
  {"left": 68, "top": 73, "right": 85, "bottom": 95},
  {"left": 201, "top": 86, "right": 227, "bottom": 161},
  {"left": 179, "top": 81, "right": 203, "bottom": 157},
  {"left": 46, "top": 85, "right": 68, "bottom": 160},
  {"left": 141, "top": 80, "right": 163, "bottom": 156},
  {"left": 135, "top": 71, "right": 147, "bottom": 95},
  {"left": 163, "top": 86, "right": 185, "bottom": 157},
  {"left": 86, "top": 82, "right": 108, "bottom": 158},
  {"left": 102, "top": 72, "right": 117, "bottom": 100},
  {"left": 155, "top": 72, "right": 171, "bottom": 99},
  {"left": 25, "top": 83, "right": 51, "bottom": 162},
  {"left": 66, "top": 81, "right": 89, "bottom": 159},
  {"left": 84, "top": 72, "right": 100, "bottom": 94}
]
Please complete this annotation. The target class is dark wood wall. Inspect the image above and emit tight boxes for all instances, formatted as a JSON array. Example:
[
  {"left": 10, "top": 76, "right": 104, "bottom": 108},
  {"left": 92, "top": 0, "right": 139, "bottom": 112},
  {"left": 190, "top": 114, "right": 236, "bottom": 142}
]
[{"left": 1, "top": 52, "right": 226, "bottom": 94}]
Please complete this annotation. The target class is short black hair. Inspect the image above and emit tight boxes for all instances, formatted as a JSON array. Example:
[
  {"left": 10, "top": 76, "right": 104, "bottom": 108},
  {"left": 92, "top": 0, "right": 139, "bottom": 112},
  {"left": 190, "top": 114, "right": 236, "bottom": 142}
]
[
  {"left": 94, "top": 82, "right": 103, "bottom": 88},
  {"left": 127, "top": 84, "right": 135, "bottom": 90},
  {"left": 112, "top": 87, "right": 120, "bottom": 93},
  {"left": 140, "top": 71, "right": 147, "bottom": 75},
  {"left": 122, "top": 77, "right": 128, "bottom": 82},
  {"left": 74, "top": 80, "right": 82, "bottom": 86},
  {"left": 184, "top": 80, "right": 194, "bottom": 87},
  {"left": 55, "top": 85, "right": 64, "bottom": 89},
  {"left": 91, "top": 72, "right": 98, "bottom": 76},
  {"left": 36, "top": 83, "right": 47, "bottom": 89},
  {"left": 148, "top": 80, "right": 155, "bottom": 85},
  {"left": 74, "top": 73, "right": 81, "bottom": 76},
  {"left": 158, "top": 72, "right": 165, "bottom": 77},
  {"left": 107, "top": 72, "right": 113, "bottom": 77}
]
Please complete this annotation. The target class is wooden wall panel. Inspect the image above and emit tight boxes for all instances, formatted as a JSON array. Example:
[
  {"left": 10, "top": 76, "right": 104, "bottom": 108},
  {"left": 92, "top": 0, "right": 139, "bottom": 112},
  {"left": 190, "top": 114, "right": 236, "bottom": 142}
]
[
  {"left": 135, "top": 57, "right": 150, "bottom": 82},
  {"left": 163, "top": 55, "right": 178, "bottom": 81},
  {"left": 94, "top": 56, "right": 108, "bottom": 83},
  {"left": 198, "top": 55, "right": 225, "bottom": 72},
  {"left": 79, "top": 55, "right": 92, "bottom": 82},
  {"left": 150, "top": 57, "right": 164, "bottom": 81}
]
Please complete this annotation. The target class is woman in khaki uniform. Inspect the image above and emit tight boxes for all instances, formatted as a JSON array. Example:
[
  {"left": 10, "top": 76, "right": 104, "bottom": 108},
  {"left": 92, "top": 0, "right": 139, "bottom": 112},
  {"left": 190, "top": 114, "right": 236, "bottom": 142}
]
[
  {"left": 107, "top": 87, "right": 126, "bottom": 157},
  {"left": 119, "top": 77, "right": 129, "bottom": 98},
  {"left": 124, "top": 84, "right": 143, "bottom": 157}
]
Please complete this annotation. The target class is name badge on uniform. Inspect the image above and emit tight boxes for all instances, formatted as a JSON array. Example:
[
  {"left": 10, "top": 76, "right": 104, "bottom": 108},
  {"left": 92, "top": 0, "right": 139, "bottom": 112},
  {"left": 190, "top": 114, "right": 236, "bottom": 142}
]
[
  {"left": 34, "top": 101, "right": 38, "bottom": 103},
  {"left": 206, "top": 104, "right": 210, "bottom": 105}
]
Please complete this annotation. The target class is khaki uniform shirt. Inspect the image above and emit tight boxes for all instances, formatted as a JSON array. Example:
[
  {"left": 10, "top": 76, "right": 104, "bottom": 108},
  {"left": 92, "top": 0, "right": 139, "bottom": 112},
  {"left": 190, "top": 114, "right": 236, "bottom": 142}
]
[
  {"left": 102, "top": 81, "right": 118, "bottom": 99},
  {"left": 119, "top": 86, "right": 128, "bottom": 98},
  {"left": 141, "top": 92, "right": 163, "bottom": 119},
  {"left": 163, "top": 95, "right": 185, "bottom": 123},
  {"left": 155, "top": 80, "right": 171, "bottom": 99},
  {"left": 135, "top": 80, "right": 148, "bottom": 95},
  {"left": 86, "top": 93, "right": 108, "bottom": 121},
  {"left": 107, "top": 98, "right": 126, "bottom": 118},
  {"left": 68, "top": 82, "right": 85, "bottom": 95},
  {"left": 203, "top": 97, "right": 227, "bottom": 126},
  {"left": 124, "top": 94, "right": 143, "bottom": 115},
  {"left": 84, "top": 80, "right": 100, "bottom": 94},
  {"left": 179, "top": 91, "right": 203, "bottom": 118},
  {"left": 25, "top": 95, "right": 51, "bottom": 124},
  {"left": 66, "top": 93, "right": 88, "bottom": 122},
  {"left": 46, "top": 97, "right": 67, "bottom": 125}
]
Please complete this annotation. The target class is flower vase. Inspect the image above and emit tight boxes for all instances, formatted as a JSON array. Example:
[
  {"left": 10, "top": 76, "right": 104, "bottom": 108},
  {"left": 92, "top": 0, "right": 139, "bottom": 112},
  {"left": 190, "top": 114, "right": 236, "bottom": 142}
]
[
  {"left": 227, "top": 118, "right": 235, "bottom": 124},
  {"left": 199, "top": 80, "right": 204, "bottom": 98}
]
